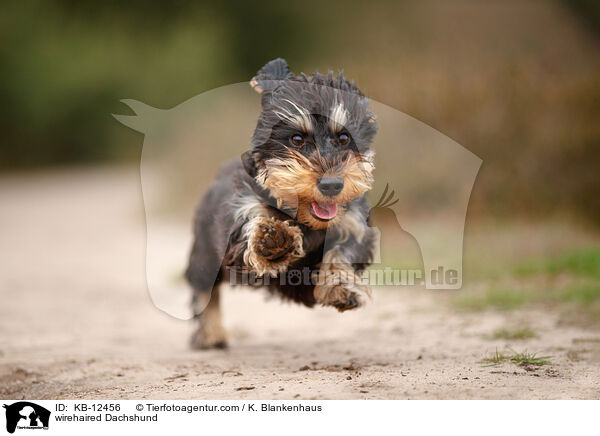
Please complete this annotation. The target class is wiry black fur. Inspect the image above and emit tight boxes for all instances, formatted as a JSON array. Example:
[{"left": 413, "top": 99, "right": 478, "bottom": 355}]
[
  {"left": 248, "top": 62, "right": 377, "bottom": 170},
  {"left": 187, "top": 160, "right": 376, "bottom": 308},
  {"left": 185, "top": 58, "right": 378, "bottom": 349}
]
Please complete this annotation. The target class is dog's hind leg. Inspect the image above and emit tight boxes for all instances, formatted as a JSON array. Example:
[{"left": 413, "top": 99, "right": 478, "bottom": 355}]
[
  {"left": 186, "top": 206, "right": 228, "bottom": 349},
  {"left": 190, "top": 282, "right": 227, "bottom": 350}
]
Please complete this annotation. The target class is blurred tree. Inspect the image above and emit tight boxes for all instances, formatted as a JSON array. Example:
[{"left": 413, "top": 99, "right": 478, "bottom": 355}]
[
  {"left": 0, "top": 0, "right": 327, "bottom": 168},
  {"left": 565, "top": 0, "right": 600, "bottom": 35}
]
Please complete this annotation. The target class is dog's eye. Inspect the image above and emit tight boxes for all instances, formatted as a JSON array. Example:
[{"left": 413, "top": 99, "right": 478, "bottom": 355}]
[
  {"left": 290, "top": 134, "right": 304, "bottom": 147},
  {"left": 338, "top": 133, "right": 350, "bottom": 145}
]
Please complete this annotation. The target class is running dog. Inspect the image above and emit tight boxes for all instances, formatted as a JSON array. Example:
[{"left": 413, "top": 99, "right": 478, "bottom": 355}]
[{"left": 186, "top": 58, "right": 378, "bottom": 349}]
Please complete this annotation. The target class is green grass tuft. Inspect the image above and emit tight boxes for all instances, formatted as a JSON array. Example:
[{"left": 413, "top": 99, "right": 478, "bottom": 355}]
[
  {"left": 479, "top": 349, "right": 510, "bottom": 367},
  {"left": 509, "top": 349, "right": 552, "bottom": 367},
  {"left": 480, "top": 348, "right": 552, "bottom": 367}
]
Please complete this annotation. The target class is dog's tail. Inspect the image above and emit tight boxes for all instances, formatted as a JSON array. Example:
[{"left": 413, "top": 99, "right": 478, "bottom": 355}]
[{"left": 250, "top": 58, "right": 293, "bottom": 94}]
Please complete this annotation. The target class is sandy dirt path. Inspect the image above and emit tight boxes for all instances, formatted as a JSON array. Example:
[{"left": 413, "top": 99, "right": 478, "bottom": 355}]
[{"left": 1, "top": 166, "right": 599, "bottom": 399}]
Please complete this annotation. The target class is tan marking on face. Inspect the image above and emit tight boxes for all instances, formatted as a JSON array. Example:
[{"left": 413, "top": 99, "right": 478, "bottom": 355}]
[{"left": 256, "top": 150, "right": 375, "bottom": 229}]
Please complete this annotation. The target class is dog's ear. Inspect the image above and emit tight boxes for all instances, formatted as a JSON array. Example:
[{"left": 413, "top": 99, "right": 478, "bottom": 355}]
[
  {"left": 241, "top": 151, "right": 258, "bottom": 178},
  {"left": 250, "top": 58, "right": 293, "bottom": 94}
]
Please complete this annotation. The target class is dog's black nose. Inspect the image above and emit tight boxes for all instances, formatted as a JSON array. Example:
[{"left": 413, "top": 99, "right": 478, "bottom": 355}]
[{"left": 317, "top": 177, "right": 344, "bottom": 197}]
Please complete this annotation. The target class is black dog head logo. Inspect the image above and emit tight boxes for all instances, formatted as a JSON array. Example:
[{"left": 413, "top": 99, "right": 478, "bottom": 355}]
[{"left": 3, "top": 402, "right": 50, "bottom": 434}]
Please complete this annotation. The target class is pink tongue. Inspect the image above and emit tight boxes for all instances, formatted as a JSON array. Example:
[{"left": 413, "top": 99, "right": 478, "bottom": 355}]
[{"left": 312, "top": 201, "right": 338, "bottom": 220}]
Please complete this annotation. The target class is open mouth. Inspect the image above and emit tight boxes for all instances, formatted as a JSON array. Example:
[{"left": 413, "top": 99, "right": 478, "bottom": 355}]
[{"left": 310, "top": 201, "right": 338, "bottom": 221}]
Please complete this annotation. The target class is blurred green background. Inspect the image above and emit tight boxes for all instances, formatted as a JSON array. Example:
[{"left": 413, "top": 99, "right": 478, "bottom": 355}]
[{"left": 1, "top": 0, "right": 599, "bottom": 225}]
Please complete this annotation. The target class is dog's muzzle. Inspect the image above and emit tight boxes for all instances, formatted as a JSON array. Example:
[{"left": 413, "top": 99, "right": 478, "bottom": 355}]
[{"left": 317, "top": 177, "right": 344, "bottom": 197}]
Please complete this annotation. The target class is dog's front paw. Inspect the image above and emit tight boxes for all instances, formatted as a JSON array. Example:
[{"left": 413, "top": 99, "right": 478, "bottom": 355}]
[
  {"left": 256, "top": 219, "right": 299, "bottom": 260},
  {"left": 314, "top": 259, "right": 371, "bottom": 312},
  {"left": 315, "top": 282, "right": 371, "bottom": 312},
  {"left": 244, "top": 217, "right": 304, "bottom": 276}
]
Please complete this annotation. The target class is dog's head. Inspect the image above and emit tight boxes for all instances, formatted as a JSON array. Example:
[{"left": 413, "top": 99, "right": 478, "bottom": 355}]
[{"left": 244, "top": 58, "right": 378, "bottom": 230}]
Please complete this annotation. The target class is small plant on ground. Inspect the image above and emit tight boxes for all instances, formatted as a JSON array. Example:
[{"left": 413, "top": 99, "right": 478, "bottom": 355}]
[
  {"left": 479, "top": 348, "right": 552, "bottom": 368},
  {"left": 479, "top": 349, "right": 510, "bottom": 367},
  {"left": 509, "top": 349, "right": 552, "bottom": 367}
]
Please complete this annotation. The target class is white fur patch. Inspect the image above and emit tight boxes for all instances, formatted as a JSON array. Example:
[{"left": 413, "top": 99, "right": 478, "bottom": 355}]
[
  {"left": 329, "top": 102, "right": 349, "bottom": 132},
  {"left": 230, "top": 189, "right": 267, "bottom": 222},
  {"left": 274, "top": 99, "right": 313, "bottom": 133}
]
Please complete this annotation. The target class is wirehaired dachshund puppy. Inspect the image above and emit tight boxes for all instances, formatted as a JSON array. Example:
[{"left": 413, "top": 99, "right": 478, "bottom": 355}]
[{"left": 185, "top": 58, "right": 378, "bottom": 349}]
